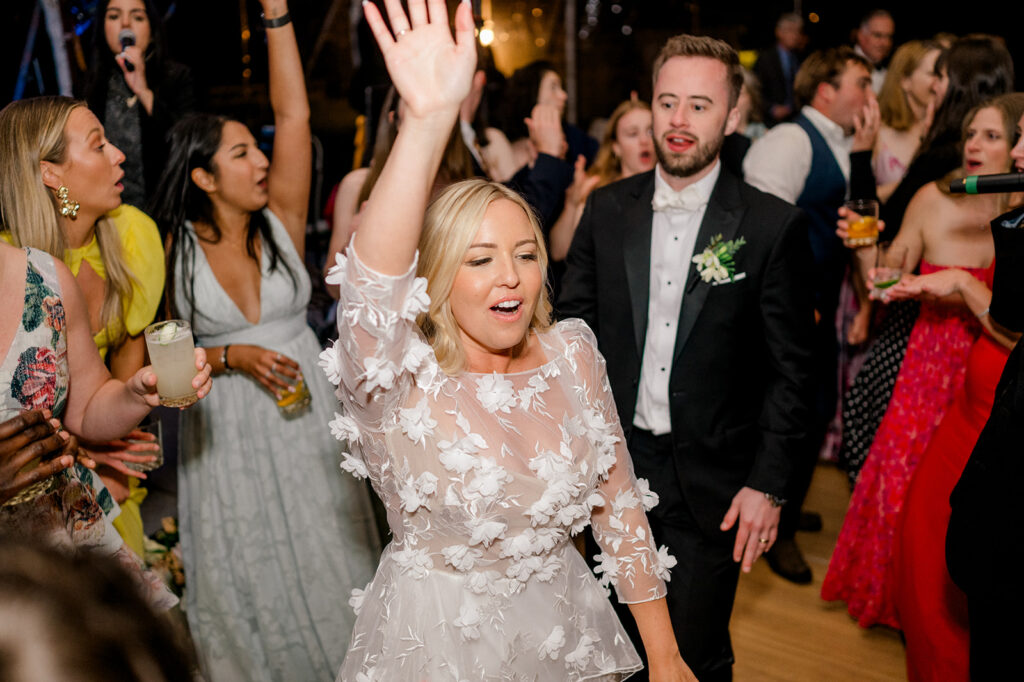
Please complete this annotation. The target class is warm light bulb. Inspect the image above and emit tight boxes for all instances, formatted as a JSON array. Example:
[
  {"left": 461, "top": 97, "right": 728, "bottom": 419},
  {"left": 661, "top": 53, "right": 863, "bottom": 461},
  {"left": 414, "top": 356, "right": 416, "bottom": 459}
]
[{"left": 479, "top": 27, "right": 495, "bottom": 46}]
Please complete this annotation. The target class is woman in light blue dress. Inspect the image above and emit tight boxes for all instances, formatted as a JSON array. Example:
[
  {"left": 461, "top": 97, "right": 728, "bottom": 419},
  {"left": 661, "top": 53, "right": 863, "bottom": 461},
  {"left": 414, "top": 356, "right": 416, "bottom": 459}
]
[{"left": 148, "top": 1, "right": 380, "bottom": 680}]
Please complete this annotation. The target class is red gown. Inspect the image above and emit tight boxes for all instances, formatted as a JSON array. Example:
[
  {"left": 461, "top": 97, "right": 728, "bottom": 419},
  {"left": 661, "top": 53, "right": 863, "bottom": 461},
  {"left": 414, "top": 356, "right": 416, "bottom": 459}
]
[
  {"left": 892, "top": 332, "right": 1010, "bottom": 681},
  {"left": 821, "top": 261, "right": 994, "bottom": 628}
]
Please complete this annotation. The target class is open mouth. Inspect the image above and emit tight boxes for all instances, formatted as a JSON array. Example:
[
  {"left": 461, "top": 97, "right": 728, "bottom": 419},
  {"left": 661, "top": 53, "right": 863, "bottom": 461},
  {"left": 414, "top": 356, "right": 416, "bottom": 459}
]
[
  {"left": 964, "top": 159, "right": 983, "bottom": 173},
  {"left": 639, "top": 150, "right": 653, "bottom": 164},
  {"left": 490, "top": 299, "right": 523, "bottom": 319},
  {"left": 664, "top": 132, "right": 696, "bottom": 154}
]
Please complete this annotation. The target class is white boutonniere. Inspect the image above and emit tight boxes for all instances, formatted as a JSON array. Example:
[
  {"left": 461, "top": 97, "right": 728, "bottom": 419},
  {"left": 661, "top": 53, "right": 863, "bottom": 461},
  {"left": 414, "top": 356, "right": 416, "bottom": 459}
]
[{"left": 692, "top": 234, "right": 746, "bottom": 284}]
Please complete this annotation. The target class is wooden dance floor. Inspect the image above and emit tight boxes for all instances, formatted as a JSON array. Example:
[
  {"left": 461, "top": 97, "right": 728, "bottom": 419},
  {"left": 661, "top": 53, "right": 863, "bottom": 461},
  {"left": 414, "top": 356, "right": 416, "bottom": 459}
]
[{"left": 730, "top": 464, "right": 907, "bottom": 681}]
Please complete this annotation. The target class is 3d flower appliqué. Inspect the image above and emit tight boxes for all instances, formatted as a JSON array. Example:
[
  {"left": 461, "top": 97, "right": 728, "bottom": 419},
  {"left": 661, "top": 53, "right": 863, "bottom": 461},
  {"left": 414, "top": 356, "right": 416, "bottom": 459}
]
[
  {"left": 475, "top": 373, "right": 517, "bottom": 413},
  {"left": 692, "top": 234, "right": 746, "bottom": 284},
  {"left": 538, "top": 625, "right": 566, "bottom": 660},
  {"left": 398, "top": 398, "right": 437, "bottom": 445}
]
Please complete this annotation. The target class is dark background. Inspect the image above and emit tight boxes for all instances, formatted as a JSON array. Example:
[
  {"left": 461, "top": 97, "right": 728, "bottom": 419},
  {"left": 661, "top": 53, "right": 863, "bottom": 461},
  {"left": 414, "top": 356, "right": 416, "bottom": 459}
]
[{"left": 3, "top": 1, "right": 1023, "bottom": 209}]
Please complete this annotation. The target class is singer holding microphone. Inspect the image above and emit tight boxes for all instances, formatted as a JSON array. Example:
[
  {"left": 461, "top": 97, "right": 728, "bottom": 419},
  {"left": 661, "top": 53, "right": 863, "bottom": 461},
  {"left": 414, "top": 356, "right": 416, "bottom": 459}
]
[{"left": 84, "top": 0, "right": 195, "bottom": 208}]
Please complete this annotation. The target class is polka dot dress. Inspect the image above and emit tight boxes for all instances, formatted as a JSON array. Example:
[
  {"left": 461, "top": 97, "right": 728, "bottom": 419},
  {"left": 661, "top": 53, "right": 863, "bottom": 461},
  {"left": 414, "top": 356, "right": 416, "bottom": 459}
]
[{"left": 838, "top": 300, "right": 920, "bottom": 488}]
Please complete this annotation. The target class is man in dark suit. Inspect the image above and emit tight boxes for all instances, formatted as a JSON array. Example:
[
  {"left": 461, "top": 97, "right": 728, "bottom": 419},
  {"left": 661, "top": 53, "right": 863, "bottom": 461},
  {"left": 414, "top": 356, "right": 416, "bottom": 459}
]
[
  {"left": 754, "top": 13, "right": 804, "bottom": 127},
  {"left": 559, "top": 35, "right": 815, "bottom": 682}
]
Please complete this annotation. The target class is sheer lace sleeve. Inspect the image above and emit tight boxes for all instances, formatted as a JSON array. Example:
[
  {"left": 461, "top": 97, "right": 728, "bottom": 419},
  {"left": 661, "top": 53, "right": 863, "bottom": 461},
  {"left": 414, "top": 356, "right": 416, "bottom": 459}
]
[
  {"left": 320, "top": 244, "right": 441, "bottom": 435},
  {"left": 565, "top": 320, "right": 675, "bottom": 604}
]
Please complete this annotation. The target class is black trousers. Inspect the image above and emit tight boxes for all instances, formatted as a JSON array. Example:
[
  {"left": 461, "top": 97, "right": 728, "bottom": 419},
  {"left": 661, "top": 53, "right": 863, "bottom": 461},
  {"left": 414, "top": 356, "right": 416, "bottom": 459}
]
[{"left": 608, "top": 427, "right": 741, "bottom": 682}]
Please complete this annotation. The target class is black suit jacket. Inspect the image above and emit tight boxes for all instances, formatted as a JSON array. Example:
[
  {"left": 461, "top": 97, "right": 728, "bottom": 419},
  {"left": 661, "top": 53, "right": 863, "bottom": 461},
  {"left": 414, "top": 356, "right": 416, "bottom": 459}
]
[
  {"left": 754, "top": 46, "right": 796, "bottom": 127},
  {"left": 558, "top": 168, "right": 815, "bottom": 537}
]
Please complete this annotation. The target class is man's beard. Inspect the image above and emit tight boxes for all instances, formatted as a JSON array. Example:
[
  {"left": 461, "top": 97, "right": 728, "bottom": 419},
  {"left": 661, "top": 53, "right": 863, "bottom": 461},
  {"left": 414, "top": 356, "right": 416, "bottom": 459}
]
[{"left": 654, "top": 125, "right": 726, "bottom": 178}]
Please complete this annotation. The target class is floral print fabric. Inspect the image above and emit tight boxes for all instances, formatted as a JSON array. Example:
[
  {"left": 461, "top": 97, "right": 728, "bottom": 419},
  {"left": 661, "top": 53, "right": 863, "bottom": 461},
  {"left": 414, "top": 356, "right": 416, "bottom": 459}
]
[
  {"left": 0, "top": 249, "right": 175, "bottom": 610},
  {"left": 324, "top": 246, "right": 674, "bottom": 681}
]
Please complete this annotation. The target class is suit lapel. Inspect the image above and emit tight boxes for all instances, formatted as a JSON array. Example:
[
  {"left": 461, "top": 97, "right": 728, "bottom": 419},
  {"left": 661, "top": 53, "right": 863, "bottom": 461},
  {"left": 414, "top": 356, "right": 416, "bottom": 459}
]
[
  {"left": 673, "top": 169, "right": 745, "bottom": 363},
  {"left": 623, "top": 173, "right": 657, "bottom": 356}
]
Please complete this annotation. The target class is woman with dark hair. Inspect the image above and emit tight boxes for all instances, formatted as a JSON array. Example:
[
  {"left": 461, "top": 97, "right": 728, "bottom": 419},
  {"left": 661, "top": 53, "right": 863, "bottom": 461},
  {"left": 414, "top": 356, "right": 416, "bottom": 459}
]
[
  {"left": 838, "top": 35, "right": 1014, "bottom": 487},
  {"left": 148, "top": 1, "right": 379, "bottom": 679},
  {"left": 84, "top": 0, "right": 194, "bottom": 208}
]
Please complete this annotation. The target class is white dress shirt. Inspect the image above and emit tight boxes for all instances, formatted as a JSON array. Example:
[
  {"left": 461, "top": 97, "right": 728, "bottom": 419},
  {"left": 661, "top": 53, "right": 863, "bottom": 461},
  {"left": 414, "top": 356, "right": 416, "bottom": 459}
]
[
  {"left": 854, "top": 45, "right": 887, "bottom": 93},
  {"left": 742, "top": 105, "right": 853, "bottom": 205},
  {"left": 633, "top": 161, "right": 721, "bottom": 435}
]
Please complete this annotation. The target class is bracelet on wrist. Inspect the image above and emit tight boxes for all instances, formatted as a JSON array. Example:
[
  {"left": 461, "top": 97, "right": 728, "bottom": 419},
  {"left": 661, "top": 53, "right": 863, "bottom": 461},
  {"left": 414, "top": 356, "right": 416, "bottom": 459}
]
[
  {"left": 261, "top": 11, "right": 291, "bottom": 28},
  {"left": 221, "top": 344, "right": 233, "bottom": 370},
  {"left": 977, "top": 307, "right": 991, "bottom": 319}
]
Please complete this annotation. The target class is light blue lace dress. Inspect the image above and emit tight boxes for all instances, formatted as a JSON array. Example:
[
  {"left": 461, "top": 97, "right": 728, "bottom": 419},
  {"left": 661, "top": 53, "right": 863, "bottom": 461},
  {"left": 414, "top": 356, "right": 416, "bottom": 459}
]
[{"left": 174, "top": 212, "right": 381, "bottom": 682}]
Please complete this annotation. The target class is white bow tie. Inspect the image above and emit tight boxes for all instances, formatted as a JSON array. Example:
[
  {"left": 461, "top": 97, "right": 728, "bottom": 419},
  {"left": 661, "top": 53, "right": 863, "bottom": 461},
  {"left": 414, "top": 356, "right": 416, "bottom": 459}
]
[{"left": 652, "top": 184, "right": 706, "bottom": 213}]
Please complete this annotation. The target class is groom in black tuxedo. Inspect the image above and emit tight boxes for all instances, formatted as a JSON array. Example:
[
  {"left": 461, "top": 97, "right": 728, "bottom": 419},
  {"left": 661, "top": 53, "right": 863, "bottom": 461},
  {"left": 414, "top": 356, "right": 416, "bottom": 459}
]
[{"left": 559, "top": 35, "right": 815, "bottom": 682}]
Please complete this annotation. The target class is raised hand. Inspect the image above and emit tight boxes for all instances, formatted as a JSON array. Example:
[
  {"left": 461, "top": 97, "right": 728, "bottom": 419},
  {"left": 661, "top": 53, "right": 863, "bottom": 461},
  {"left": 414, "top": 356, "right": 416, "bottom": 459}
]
[
  {"left": 363, "top": 0, "right": 476, "bottom": 120},
  {"left": 852, "top": 90, "right": 881, "bottom": 152},
  {"left": 525, "top": 103, "right": 567, "bottom": 159}
]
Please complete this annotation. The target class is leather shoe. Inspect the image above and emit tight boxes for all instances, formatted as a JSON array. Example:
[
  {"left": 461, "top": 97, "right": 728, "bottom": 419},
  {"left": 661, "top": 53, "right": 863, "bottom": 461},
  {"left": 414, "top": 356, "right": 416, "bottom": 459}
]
[
  {"left": 798, "top": 510, "right": 823, "bottom": 532},
  {"left": 765, "top": 537, "right": 812, "bottom": 584}
]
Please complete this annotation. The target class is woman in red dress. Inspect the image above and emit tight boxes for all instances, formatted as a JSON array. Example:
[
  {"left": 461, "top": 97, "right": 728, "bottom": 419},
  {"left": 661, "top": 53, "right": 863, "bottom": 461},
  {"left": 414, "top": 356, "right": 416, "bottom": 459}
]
[
  {"left": 822, "top": 94, "right": 1024, "bottom": 628},
  {"left": 888, "top": 101, "right": 1024, "bottom": 682}
]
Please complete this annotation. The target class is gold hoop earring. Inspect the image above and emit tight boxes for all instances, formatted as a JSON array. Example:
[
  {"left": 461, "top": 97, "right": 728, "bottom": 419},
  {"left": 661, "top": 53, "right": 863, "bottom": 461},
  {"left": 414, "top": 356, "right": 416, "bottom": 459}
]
[{"left": 57, "top": 186, "right": 79, "bottom": 220}]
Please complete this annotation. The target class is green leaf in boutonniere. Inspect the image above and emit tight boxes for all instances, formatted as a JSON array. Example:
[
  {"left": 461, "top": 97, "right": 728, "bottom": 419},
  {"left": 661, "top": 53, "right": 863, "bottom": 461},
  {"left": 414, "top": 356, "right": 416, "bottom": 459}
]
[{"left": 692, "top": 234, "right": 746, "bottom": 283}]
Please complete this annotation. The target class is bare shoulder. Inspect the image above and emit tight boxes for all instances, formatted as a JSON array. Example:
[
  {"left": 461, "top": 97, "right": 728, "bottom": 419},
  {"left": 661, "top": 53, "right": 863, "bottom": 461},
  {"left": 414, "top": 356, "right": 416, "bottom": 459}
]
[
  {"left": 340, "top": 167, "right": 370, "bottom": 195},
  {"left": 904, "top": 181, "right": 946, "bottom": 224}
]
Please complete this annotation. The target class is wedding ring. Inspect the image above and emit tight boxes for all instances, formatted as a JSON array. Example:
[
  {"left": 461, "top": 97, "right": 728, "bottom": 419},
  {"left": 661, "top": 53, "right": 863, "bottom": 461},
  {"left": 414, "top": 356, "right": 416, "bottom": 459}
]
[
  {"left": 396, "top": 28, "right": 408, "bottom": 39},
  {"left": 758, "top": 538, "right": 769, "bottom": 544}
]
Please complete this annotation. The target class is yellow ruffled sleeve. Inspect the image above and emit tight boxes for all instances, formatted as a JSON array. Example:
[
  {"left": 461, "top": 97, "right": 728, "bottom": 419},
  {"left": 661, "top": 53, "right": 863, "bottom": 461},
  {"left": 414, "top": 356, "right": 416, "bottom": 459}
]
[{"left": 107, "top": 205, "right": 166, "bottom": 339}]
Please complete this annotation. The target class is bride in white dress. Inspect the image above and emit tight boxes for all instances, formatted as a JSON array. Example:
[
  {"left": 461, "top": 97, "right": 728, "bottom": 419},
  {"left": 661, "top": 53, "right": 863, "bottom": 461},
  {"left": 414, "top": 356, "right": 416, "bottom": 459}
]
[{"left": 323, "top": 2, "right": 696, "bottom": 680}]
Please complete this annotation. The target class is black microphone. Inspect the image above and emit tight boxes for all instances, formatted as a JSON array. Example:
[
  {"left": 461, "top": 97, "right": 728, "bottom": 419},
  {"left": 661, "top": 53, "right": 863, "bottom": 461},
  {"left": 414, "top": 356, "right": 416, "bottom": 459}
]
[
  {"left": 118, "top": 28, "right": 136, "bottom": 73},
  {"left": 949, "top": 172, "right": 1024, "bottom": 195}
]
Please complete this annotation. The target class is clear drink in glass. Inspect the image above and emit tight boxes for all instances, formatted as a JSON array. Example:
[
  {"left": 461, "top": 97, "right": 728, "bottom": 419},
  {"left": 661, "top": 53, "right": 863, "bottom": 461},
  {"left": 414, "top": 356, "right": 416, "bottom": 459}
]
[{"left": 144, "top": 320, "right": 198, "bottom": 408}]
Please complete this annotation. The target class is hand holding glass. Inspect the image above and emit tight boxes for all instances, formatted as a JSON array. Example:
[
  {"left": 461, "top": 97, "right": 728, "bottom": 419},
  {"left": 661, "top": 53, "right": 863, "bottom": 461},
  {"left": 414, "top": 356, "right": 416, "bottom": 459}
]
[
  {"left": 144, "top": 320, "right": 198, "bottom": 407},
  {"left": 871, "top": 242, "right": 908, "bottom": 297},
  {"left": 843, "top": 199, "right": 880, "bottom": 247}
]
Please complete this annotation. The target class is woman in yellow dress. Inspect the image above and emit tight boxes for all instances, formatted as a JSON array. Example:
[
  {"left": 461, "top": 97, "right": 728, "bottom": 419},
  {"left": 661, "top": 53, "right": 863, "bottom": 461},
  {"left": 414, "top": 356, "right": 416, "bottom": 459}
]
[{"left": 0, "top": 96, "right": 166, "bottom": 557}]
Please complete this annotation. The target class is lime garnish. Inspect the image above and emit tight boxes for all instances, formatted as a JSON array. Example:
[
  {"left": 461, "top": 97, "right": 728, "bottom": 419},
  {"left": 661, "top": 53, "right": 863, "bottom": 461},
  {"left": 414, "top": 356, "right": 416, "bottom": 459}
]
[{"left": 157, "top": 322, "right": 178, "bottom": 344}]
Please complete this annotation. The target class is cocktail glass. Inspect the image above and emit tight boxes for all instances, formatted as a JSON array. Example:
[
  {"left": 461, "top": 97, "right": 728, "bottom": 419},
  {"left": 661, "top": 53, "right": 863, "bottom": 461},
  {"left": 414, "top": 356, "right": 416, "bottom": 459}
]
[
  {"left": 144, "top": 320, "right": 198, "bottom": 408},
  {"left": 844, "top": 199, "right": 880, "bottom": 247}
]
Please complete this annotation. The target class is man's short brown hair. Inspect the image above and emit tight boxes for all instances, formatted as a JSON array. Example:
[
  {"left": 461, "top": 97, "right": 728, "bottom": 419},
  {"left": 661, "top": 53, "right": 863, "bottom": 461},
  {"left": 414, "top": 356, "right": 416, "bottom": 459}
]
[
  {"left": 652, "top": 34, "right": 743, "bottom": 108},
  {"left": 793, "top": 46, "right": 871, "bottom": 109}
]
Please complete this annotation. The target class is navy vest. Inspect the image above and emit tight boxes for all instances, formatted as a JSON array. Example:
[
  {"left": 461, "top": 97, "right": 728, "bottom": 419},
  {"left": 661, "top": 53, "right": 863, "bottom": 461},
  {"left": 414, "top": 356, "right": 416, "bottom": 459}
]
[{"left": 794, "top": 113, "right": 847, "bottom": 316}]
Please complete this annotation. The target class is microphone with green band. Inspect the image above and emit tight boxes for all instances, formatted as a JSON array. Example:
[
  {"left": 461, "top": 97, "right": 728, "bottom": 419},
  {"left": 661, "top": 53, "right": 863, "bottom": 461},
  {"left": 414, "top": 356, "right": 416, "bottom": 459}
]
[{"left": 949, "top": 172, "right": 1024, "bottom": 194}]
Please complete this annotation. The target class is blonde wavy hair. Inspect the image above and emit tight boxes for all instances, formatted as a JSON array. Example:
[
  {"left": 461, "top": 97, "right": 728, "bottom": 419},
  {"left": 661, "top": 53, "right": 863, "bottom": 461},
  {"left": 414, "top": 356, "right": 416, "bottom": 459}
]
[
  {"left": 418, "top": 179, "right": 553, "bottom": 375},
  {"left": 878, "top": 41, "right": 940, "bottom": 131},
  {"left": 0, "top": 97, "right": 136, "bottom": 348},
  {"left": 589, "top": 100, "right": 652, "bottom": 188}
]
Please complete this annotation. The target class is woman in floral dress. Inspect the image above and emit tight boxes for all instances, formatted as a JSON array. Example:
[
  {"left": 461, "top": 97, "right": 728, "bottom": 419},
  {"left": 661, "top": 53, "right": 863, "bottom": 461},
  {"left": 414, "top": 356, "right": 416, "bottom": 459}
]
[
  {"left": 0, "top": 239, "right": 211, "bottom": 607},
  {"left": 322, "top": 2, "right": 693, "bottom": 680}
]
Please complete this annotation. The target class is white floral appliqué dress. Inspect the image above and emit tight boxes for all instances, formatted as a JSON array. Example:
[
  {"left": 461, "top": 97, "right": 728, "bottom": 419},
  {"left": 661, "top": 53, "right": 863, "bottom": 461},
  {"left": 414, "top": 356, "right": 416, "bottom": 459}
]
[{"left": 323, "top": 247, "right": 676, "bottom": 681}]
